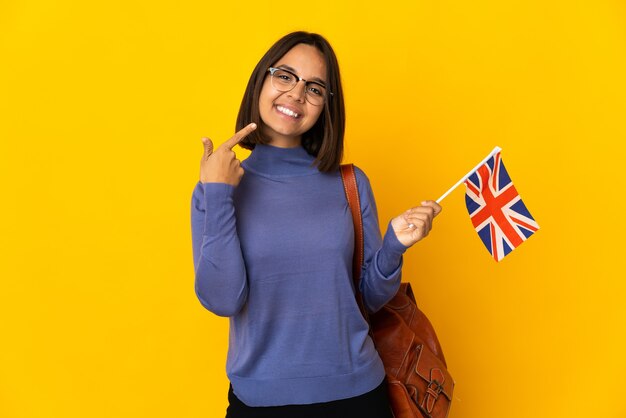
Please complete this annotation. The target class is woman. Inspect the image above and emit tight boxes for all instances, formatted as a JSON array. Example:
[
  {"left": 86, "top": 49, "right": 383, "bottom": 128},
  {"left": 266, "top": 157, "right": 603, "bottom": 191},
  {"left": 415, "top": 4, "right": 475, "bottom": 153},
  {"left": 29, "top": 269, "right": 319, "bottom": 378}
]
[{"left": 191, "top": 31, "right": 441, "bottom": 417}]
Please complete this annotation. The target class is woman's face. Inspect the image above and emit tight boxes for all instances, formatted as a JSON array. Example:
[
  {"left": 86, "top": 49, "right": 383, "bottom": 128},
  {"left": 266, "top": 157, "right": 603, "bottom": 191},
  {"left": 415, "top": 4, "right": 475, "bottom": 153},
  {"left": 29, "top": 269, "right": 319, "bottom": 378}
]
[{"left": 258, "top": 43, "right": 327, "bottom": 147}]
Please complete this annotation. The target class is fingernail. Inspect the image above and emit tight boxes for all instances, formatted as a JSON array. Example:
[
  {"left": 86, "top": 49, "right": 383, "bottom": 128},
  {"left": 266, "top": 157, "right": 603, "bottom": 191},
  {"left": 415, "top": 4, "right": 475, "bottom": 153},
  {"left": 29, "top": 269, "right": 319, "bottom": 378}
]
[{"left": 251, "top": 123, "right": 257, "bottom": 129}]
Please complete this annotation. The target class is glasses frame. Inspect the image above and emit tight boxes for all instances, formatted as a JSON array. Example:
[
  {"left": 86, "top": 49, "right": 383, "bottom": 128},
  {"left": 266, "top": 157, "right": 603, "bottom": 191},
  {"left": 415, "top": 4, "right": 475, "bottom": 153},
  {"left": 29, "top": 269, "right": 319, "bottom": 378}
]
[{"left": 267, "top": 67, "right": 333, "bottom": 106}]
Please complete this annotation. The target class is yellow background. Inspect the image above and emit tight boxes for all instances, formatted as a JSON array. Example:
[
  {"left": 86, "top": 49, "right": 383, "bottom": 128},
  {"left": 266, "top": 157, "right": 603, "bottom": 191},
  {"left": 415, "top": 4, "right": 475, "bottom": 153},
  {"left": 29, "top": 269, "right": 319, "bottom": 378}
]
[{"left": 1, "top": 1, "right": 625, "bottom": 417}]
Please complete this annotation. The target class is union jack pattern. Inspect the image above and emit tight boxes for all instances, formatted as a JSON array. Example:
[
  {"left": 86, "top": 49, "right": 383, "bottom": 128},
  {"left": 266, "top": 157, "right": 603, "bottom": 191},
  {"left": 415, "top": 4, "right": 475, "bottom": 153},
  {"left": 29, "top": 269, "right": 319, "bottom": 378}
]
[{"left": 464, "top": 151, "right": 539, "bottom": 261}]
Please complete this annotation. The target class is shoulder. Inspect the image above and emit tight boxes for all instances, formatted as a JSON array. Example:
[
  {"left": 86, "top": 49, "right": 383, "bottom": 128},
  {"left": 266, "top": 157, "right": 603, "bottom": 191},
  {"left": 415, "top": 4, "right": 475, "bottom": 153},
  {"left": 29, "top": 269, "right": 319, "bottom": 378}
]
[
  {"left": 343, "top": 164, "right": 376, "bottom": 207},
  {"left": 351, "top": 164, "right": 372, "bottom": 192}
]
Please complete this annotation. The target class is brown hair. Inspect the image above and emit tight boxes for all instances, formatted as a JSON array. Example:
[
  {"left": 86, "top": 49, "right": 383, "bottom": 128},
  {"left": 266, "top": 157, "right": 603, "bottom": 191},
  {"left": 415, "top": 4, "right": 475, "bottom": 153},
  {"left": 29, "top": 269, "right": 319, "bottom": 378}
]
[{"left": 236, "top": 31, "right": 345, "bottom": 172}]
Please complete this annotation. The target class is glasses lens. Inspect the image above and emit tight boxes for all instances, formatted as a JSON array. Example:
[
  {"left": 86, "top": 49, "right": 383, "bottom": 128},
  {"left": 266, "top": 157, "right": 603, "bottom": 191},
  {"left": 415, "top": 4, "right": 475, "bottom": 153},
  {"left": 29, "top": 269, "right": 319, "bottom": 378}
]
[
  {"left": 270, "top": 69, "right": 296, "bottom": 92},
  {"left": 304, "top": 82, "right": 326, "bottom": 106}
]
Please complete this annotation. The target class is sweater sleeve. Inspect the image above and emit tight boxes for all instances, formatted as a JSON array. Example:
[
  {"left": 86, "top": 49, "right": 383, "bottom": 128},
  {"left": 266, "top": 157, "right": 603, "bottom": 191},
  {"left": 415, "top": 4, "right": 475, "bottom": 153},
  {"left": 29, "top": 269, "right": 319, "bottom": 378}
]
[
  {"left": 354, "top": 167, "right": 409, "bottom": 313},
  {"left": 191, "top": 181, "right": 248, "bottom": 317}
]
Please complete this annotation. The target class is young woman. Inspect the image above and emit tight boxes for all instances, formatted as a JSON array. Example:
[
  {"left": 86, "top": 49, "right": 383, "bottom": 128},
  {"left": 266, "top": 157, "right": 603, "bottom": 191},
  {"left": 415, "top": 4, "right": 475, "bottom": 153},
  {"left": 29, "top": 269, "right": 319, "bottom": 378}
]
[{"left": 191, "top": 31, "right": 441, "bottom": 418}]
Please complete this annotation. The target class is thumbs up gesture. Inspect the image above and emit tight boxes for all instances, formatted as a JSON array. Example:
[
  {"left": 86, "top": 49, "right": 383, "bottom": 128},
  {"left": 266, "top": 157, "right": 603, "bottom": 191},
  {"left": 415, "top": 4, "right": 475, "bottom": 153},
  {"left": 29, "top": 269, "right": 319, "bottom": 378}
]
[
  {"left": 391, "top": 201, "right": 442, "bottom": 248},
  {"left": 199, "top": 123, "right": 257, "bottom": 186}
]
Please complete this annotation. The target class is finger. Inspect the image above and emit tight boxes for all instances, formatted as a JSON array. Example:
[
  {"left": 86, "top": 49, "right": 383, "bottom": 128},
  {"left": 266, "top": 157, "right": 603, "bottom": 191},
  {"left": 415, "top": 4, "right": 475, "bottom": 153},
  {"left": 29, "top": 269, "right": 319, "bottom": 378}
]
[
  {"left": 407, "top": 206, "right": 435, "bottom": 219},
  {"left": 406, "top": 218, "right": 426, "bottom": 230},
  {"left": 405, "top": 215, "right": 430, "bottom": 229},
  {"left": 406, "top": 213, "right": 430, "bottom": 223},
  {"left": 201, "top": 137, "right": 214, "bottom": 159},
  {"left": 407, "top": 215, "right": 432, "bottom": 232},
  {"left": 421, "top": 200, "right": 442, "bottom": 217},
  {"left": 222, "top": 123, "right": 257, "bottom": 150},
  {"left": 230, "top": 154, "right": 241, "bottom": 168}
]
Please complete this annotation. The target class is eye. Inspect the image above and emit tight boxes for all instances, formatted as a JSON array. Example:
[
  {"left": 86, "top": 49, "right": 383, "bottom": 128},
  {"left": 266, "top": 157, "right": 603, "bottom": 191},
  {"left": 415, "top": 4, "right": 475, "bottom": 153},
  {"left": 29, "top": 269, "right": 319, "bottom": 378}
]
[
  {"left": 307, "top": 83, "right": 325, "bottom": 97},
  {"left": 275, "top": 70, "right": 294, "bottom": 83}
]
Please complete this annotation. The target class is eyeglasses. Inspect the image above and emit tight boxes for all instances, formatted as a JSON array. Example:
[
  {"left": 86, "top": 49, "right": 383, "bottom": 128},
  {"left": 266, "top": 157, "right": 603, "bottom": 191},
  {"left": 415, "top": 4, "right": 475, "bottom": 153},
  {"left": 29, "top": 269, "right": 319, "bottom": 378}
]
[{"left": 267, "top": 67, "right": 332, "bottom": 106}]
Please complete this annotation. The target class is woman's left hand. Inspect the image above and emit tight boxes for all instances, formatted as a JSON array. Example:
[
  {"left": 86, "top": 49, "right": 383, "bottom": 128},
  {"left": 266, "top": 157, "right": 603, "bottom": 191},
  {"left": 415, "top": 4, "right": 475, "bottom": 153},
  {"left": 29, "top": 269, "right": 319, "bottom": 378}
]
[{"left": 391, "top": 200, "right": 442, "bottom": 248}]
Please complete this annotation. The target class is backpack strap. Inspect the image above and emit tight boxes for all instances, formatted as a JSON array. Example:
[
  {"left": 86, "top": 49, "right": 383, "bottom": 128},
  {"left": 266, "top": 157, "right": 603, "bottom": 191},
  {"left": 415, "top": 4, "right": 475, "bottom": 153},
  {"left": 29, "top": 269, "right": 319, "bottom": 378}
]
[{"left": 340, "top": 164, "right": 370, "bottom": 322}]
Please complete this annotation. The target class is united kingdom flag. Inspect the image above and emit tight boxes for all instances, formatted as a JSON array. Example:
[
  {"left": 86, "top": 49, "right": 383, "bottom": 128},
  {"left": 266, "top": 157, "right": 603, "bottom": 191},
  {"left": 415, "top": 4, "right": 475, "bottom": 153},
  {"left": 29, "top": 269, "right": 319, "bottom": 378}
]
[{"left": 464, "top": 151, "right": 539, "bottom": 261}]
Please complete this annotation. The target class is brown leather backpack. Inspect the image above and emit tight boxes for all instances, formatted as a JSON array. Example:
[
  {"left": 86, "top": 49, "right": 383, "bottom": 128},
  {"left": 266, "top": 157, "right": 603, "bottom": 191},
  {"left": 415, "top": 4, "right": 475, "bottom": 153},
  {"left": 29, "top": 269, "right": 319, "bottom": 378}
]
[{"left": 341, "top": 164, "right": 455, "bottom": 418}]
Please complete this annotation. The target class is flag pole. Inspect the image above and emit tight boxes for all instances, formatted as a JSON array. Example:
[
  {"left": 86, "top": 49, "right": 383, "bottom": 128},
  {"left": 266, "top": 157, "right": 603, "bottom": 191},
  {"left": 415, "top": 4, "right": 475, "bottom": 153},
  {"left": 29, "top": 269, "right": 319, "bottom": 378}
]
[{"left": 436, "top": 146, "right": 502, "bottom": 203}]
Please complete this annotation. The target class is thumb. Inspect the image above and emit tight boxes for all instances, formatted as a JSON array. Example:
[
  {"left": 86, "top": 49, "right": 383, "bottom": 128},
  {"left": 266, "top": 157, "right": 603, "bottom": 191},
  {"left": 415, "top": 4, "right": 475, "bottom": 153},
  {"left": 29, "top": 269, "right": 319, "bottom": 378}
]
[{"left": 201, "top": 137, "right": 214, "bottom": 158}]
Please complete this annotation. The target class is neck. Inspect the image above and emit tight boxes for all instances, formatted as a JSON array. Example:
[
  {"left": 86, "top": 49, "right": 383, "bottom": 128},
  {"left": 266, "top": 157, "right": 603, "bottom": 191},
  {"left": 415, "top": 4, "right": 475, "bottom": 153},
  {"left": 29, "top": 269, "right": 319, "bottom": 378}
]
[
  {"left": 262, "top": 125, "right": 302, "bottom": 149},
  {"left": 269, "top": 137, "right": 302, "bottom": 148}
]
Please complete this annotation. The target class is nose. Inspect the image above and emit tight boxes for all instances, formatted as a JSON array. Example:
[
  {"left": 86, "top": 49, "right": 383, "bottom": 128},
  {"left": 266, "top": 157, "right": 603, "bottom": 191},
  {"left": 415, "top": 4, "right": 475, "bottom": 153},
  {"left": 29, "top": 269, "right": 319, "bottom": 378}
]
[{"left": 287, "top": 80, "right": 307, "bottom": 103}]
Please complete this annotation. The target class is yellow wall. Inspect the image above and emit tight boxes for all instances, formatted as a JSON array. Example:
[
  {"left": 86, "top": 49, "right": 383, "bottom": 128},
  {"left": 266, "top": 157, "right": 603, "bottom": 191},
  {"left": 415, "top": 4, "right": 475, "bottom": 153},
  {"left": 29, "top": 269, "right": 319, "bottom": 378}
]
[{"left": 1, "top": 1, "right": 625, "bottom": 417}]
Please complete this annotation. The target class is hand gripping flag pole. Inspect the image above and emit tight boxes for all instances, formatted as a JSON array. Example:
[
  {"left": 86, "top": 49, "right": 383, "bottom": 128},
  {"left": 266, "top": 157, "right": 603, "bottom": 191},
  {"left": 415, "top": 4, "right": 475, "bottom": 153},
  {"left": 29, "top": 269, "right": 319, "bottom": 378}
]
[{"left": 436, "top": 146, "right": 539, "bottom": 261}]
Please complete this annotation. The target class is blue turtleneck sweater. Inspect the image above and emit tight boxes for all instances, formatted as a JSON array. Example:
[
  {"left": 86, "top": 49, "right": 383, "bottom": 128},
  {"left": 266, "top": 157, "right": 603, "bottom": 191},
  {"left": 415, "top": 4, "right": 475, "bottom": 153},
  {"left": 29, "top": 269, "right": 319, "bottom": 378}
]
[{"left": 190, "top": 143, "right": 407, "bottom": 407}]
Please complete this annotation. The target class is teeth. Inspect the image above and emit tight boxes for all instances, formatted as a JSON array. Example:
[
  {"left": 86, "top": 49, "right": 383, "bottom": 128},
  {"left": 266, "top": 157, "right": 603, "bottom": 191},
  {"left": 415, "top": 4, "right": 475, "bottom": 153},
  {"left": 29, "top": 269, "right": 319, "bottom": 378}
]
[{"left": 277, "top": 105, "right": 299, "bottom": 118}]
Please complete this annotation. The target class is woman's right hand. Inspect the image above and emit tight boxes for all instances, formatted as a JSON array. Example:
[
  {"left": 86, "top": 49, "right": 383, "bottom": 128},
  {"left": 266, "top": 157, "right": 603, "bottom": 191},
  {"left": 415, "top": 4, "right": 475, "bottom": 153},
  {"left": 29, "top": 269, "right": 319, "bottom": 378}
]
[{"left": 199, "top": 123, "right": 257, "bottom": 186}]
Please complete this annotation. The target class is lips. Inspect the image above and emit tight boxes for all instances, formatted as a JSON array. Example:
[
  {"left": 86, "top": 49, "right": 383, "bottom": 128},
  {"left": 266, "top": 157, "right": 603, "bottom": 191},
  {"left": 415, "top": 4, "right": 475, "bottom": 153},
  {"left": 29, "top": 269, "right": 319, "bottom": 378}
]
[{"left": 275, "top": 104, "right": 302, "bottom": 119}]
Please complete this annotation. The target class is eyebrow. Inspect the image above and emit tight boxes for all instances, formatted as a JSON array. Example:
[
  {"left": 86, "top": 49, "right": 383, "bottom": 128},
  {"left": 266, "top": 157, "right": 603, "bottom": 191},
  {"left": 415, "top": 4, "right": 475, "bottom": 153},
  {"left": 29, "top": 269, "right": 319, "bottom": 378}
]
[{"left": 277, "top": 64, "right": 327, "bottom": 86}]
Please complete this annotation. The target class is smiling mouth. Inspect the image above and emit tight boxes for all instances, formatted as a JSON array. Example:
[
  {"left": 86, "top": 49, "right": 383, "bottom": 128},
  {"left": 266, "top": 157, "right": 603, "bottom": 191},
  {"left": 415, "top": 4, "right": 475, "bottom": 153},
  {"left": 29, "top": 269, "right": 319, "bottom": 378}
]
[{"left": 275, "top": 105, "right": 300, "bottom": 119}]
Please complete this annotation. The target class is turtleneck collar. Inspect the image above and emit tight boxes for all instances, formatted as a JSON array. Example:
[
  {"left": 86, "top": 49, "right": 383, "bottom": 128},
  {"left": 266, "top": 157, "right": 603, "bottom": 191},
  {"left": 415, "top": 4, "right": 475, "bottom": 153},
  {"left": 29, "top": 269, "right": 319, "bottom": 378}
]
[{"left": 242, "top": 144, "right": 320, "bottom": 178}]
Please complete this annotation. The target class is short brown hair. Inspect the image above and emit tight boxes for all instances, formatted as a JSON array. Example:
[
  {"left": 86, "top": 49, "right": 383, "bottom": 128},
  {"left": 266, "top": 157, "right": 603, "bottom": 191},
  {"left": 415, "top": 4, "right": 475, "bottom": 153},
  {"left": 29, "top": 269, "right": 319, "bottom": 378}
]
[{"left": 236, "top": 32, "right": 345, "bottom": 172}]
